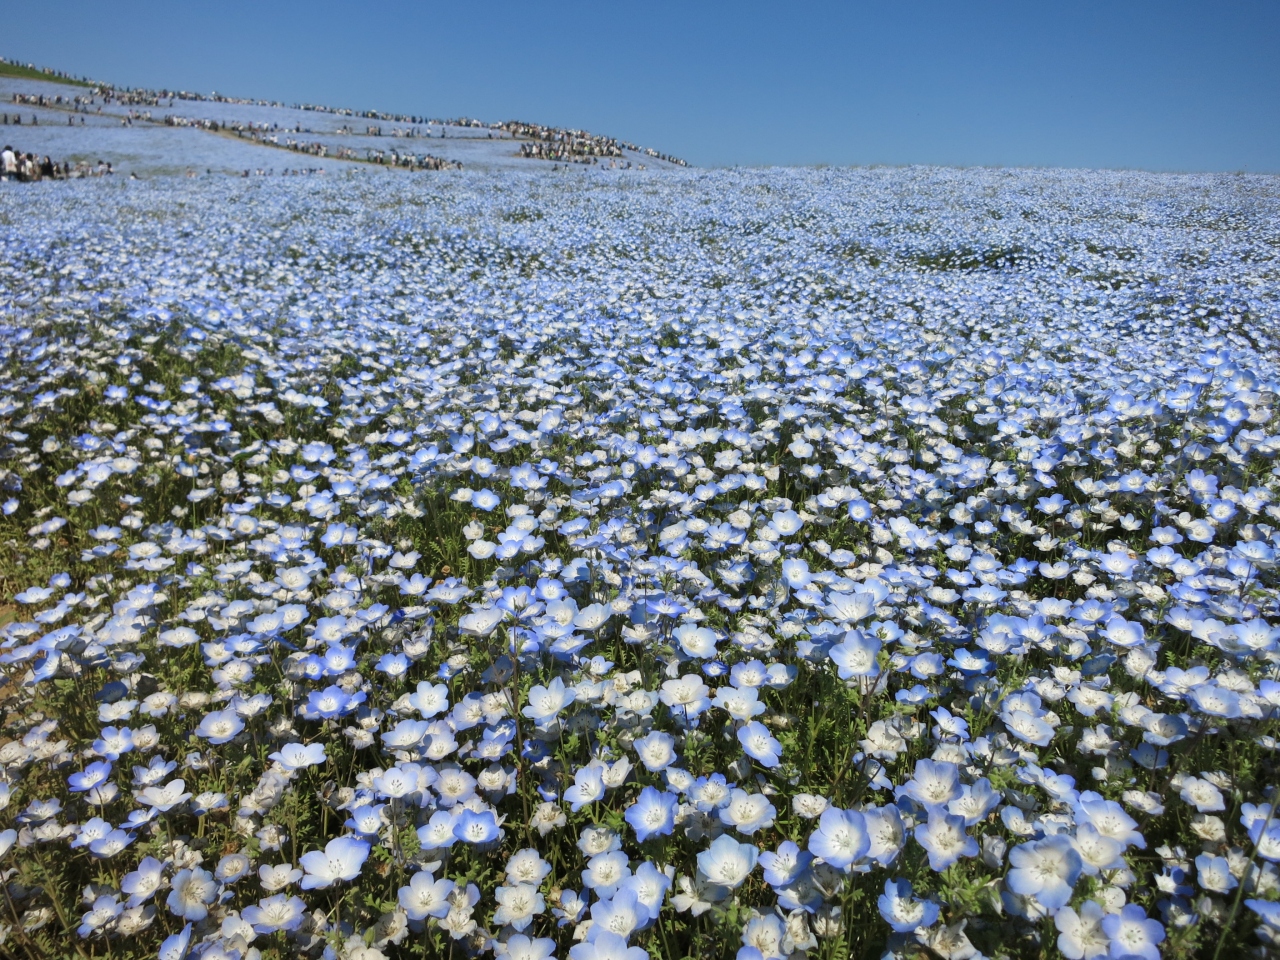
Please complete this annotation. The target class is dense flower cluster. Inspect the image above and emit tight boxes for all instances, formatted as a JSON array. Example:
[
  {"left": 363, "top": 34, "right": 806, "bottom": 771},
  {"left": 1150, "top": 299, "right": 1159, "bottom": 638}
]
[{"left": 0, "top": 166, "right": 1278, "bottom": 960}]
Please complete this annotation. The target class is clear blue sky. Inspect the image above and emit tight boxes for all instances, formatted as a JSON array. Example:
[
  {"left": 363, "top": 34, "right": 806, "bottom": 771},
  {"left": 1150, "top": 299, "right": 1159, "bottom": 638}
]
[{"left": 5, "top": 1, "right": 1278, "bottom": 171}]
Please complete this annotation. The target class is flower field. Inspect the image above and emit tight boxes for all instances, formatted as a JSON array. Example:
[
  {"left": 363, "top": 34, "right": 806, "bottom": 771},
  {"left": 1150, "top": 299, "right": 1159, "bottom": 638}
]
[{"left": 0, "top": 165, "right": 1279, "bottom": 960}]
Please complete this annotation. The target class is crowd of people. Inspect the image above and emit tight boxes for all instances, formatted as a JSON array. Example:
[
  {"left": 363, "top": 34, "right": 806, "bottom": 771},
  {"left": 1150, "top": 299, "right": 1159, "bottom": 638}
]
[
  {"left": 6, "top": 62, "right": 689, "bottom": 174},
  {"left": 499, "top": 120, "right": 687, "bottom": 166},
  {"left": 502, "top": 120, "right": 627, "bottom": 160},
  {"left": 10, "top": 69, "right": 688, "bottom": 166},
  {"left": 365, "top": 147, "right": 461, "bottom": 171},
  {"left": 2, "top": 144, "right": 113, "bottom": 181},
  {"left": 10, "top": 91, "right": 102, "bottom": 119}
]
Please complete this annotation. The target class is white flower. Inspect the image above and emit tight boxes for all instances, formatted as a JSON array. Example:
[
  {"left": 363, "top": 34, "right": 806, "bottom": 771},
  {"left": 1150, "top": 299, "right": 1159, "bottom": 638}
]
[
  {"left": 398, "top": 870, "right": 455, "bottom": 921},
  {"left": 268, "top": 742, "right": 326, "bottom": 772},
  {"left": 1054, "top": 899, "right": 1110, "bottom": 959},
  {"left": 492, "top": 882, "right": 544, "bottom": 931},
  {"left": 166, "top": 867, "right": 217, "bottom": 921},
  {"left": 696, "top": 835, "right": 758, "bottom": 888},
  {"left": 1178, "top": 776, "right": 1225, "bottom": 812},
  {"left": 299, "top": 837, "right": 369, "bottom": 889},
  {"left": 258, "top": 863, "right": 302, "bottom": 892}
]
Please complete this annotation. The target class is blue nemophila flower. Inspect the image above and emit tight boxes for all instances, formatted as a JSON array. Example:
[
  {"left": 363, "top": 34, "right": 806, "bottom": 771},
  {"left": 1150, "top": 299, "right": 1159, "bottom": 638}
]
[
  {"left": 948, "top": 778, "right": 999, "bottom": 825},
  {"left": 1187, "top": 683, "right": 1242, "bottom": 719},
  {"left": 780, "top": 558, "right": 812, "bottom": 589},
  {"left": 215, "top": 852, "right": 252, "bottom": 883},
  {"left": 697, "top": 835, "right": 758, "bottom": 889},
  {"left": 92, "top": 725, "right": 135, "bottom": 759},
  {"left": 915, "top": 809, "right": 979, "bottom": 872},
  {"left": 1178, "top": 775, "right": 1225, "bottom": 812},
  {"left": 633, "top": 731, "right": 678, "bottom": 771},
  {"left": 135, "top": 778, "right": 191, "bottom": 812},
  {"left": 505, "top": 934, "right": 558, "bottom": 960},
  {"left": 398, "top": 869, "right": 456, "bottom": 920},
  {"left": 864, "top": 804, "right": 907, "bottom": 866},
  {"left": 1002, "top": 706, "right": 1056, "bottom": 747},
  {"left": 78, "top": 894, "right": 122, "bottom": 938},
  {"left": 254, "top": 865, "right": 302, "bottom": 901},
  {"left": 299, "top": 836, "right": 369, "bottom": 888},
  {"left": 626, "top": 786, "right": 677, "bottom": 842},
  {"left": 588, "top": 888, "right": 646, "bottom": 940},
  {"left": 1073, "top": 824, "right": 1125, "bottom": 875},
  {"left": 68, "top": 760, "right": 112, "bottom": 793},
  {"left": 523, "top": 676, "right": 576, "bottom": 724},
  {"left": 345, "top": 802, "right": 387, "bottom": 836},
  {"left": 713, "top": 684, "right": 764, "bottom": 720},
  {"left": 583, "top": 850, "right": 632, "bottom": 898},
  {"left": 1006, "top": 836, "right": 1083, "bottom": 910},
  {"left": 807, "top": 807, "right": 869, "bottom": 869},
  {"left": 382, "top": 719, "right": 429, "bottom": 752},
  {"left": 900, "top": 758, "right": 961, "bottom": 809},
  {"left": 194, "top": 710, "right": 243, "bottom": 744},
  {"left": 1074, "top": 793, "right": 1145, "bottom": 850},
  {"left": 878, "top": 877, "right": 940, "bottom": 933},
  {"left": 122, "top": 856, "right": 165, "bottom": 907},
  {"left": 157, "top": 923, "right": 192, "bottom": 960},
  {"left": 930, "top": 707, "right": 970, "bottom": 741},
  {"left": 376, "top": 651, "right": 409, "bottom": 677},
  {"left": 736, "top": 721, "right": 782, "bottom": 768},
  {"left": 1100, "top": 904, "right": 1164, "bottom": 960},
  {"left": 494, "top": 881, "right": 546, "bottom": 931},
  {"left": 952, "top": 650, "right": 988, "bottom": 680},
  {"left": 1054, "top": 900, "right": 1109, "bottom": 959},
  {"left": 719, "top": 789, "right": 776, "bottom": 835},
  {"left": 1194, "top": 853, "right": 1236, "bottom": 893},
  {"left": 829, "top": 629, "right": 881, "bottom": 678},
  {"left": 759, "top": 840, "right": 812, "bottom": 887},
  {"left": 674, "top": 624, "right": 719, "bottom": 659},
  {"left": 71, "top": 817, "right": 112, "bottom": 850},
  {"left": 299, "top": 684, "right": 365, "bottom": 720},
  {"left": 506, "top": 849, "right": 553, "bottom": 886},
  {"left": 409, "top": 680, "right": 451, "bottom": 718},
  {"left": 268, "top": 741, "right": 326, "bottom": 772},
  {"left": 620, "top": 861, "right": 672, "bottom": 921},
  {"left": 458, "top": 606, "right": 505, "bottom": 637},
  {"left": 374, "top": 763, "right": 426, "bottom": 800},
  {"left": 166, "top": 866, "right": 217, "bottom": 921},
  {"left": 88, "top": 827, "right": 135, "bottom": 858},
  {"left": 243, "top": 894, "right": 309, "bottom": 934},
  {"left": 564, "top": 763, "right": 606, "bottom": 811},
  {"left": 894, "top": 684, "right": 935, "bottom": 705},
  {"left": 568, "top": 931, "right": 650, "bottom": 960},
  {"left": 454, "top": 808, "right": 502, "bottom": 845},
  {"left": 1102, "top": 616, "right": 1144, "bottom": 648},
  {"left": 472, "top": 488, "right": 501, "bottom": 511}
]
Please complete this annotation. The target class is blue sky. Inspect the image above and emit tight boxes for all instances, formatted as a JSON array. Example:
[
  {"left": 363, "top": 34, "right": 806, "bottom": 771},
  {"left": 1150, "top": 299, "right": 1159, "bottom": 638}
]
[{"left": 5, "top": 0, "right": 1278, "bottom": 170}]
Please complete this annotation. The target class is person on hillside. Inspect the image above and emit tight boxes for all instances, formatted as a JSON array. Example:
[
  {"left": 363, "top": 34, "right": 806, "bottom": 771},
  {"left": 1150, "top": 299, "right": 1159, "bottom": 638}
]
[{"left": 1, "top": 145, "right": 16, "bottom": 181}]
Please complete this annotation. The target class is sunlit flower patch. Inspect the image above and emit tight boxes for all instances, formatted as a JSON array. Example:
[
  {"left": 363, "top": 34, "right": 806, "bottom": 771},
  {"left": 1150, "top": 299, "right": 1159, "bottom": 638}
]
[{"left": 0, "top": 166, "right": 1278, "bottom": 959}]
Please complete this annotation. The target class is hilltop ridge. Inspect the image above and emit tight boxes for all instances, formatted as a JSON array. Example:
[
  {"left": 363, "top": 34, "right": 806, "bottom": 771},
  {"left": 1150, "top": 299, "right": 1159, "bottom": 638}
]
[{"left": 1, "top": 55, "right": 688, "bottom": 177}]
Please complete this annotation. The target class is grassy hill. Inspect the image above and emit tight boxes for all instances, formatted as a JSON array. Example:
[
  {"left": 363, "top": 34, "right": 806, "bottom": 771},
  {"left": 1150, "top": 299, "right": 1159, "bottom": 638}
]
[{"left": 0, "top": 59, "right": 92, "bottom": 87}]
